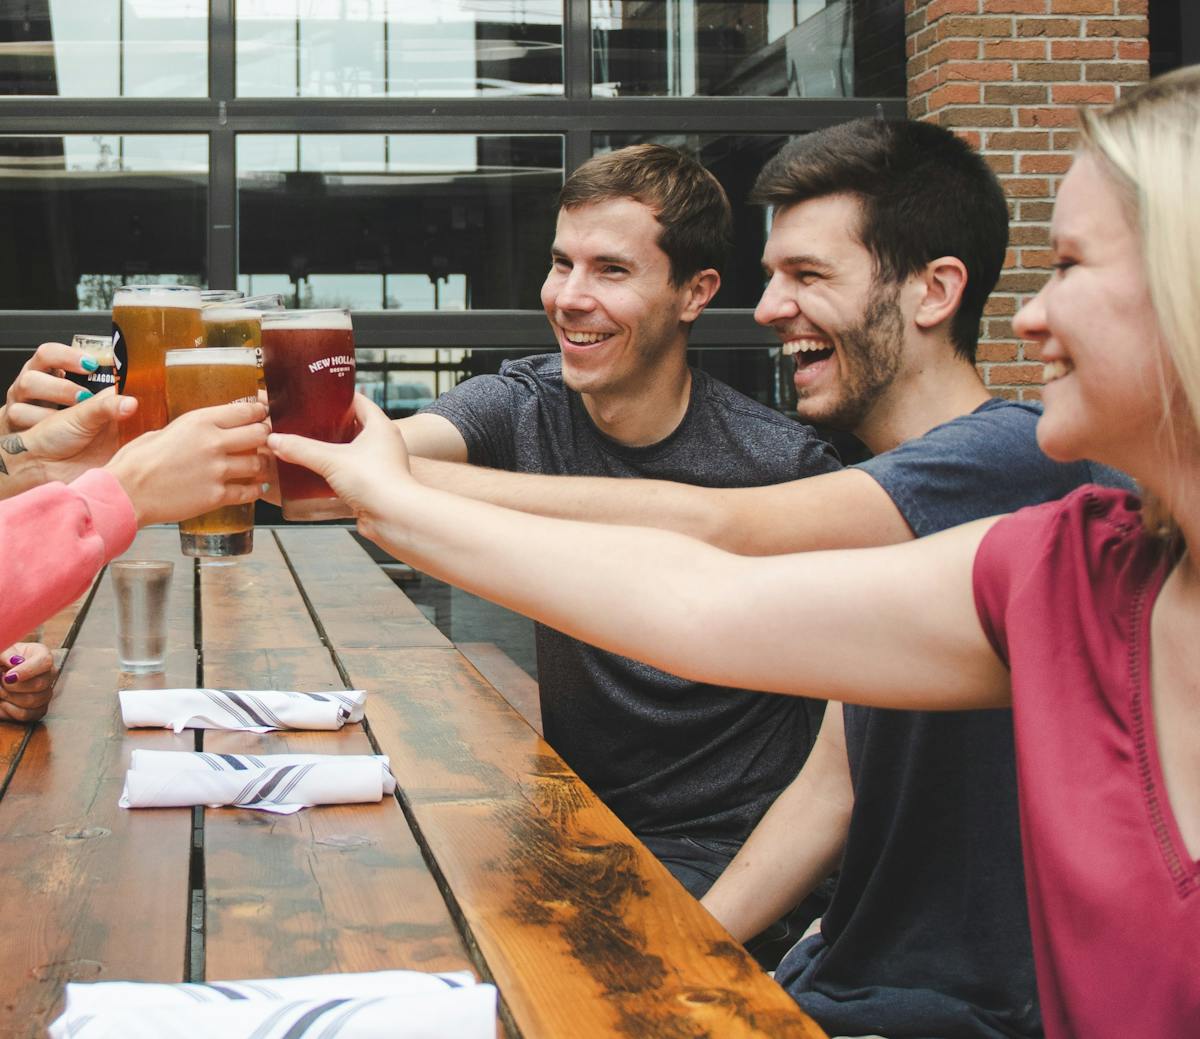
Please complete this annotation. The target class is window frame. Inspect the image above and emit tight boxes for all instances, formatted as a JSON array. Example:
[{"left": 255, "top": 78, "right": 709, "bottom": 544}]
[{"left": 0, "top": 0, "right": 906, "bottom": 352}]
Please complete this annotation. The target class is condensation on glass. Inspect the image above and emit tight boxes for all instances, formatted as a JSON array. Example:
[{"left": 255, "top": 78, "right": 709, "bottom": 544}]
[
  {"left": 237, "top": 133, "right": 563, "bottom": 312},
  {"left": 0, "top": 0, "right": 207, "bottom": 97},
  {"left": 592, "top": 0, "right": 903, "bottom": 98},
  {"left": 0, "top": 135, "right": 206, "bottom": 310},
  {"left": 237, "top": 1, "right": 563, "bottom": 97}
]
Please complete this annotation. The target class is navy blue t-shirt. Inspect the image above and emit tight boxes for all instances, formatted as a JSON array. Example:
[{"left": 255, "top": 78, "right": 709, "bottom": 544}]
[
  {"left": 777, "top": 398, "right": 1132, "bottom": 1039},
  {"left": 425, "top": 353, "right": 841, "bottom": 842}
]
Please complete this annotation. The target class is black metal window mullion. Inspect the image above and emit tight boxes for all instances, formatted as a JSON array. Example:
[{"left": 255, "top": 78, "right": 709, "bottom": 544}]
[
  {"left": 563, "top": 0, "right": 592, "bottom": 102},
  {"left": 208, "top": 0, "right": 237, "bottom": 292}
]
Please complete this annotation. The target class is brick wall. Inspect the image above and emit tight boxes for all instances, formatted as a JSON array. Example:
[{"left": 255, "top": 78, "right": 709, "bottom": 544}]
[{"left": 905, "top": 0, "right": 1149, "bottom": 398}]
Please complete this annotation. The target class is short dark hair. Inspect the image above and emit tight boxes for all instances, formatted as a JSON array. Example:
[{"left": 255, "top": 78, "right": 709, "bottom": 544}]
[
  {"left": 751, "top": 119, "right": 1009, "bottom": 362},
  {"left": 559, "top": 144, "right": 733, "bottom": 287}
]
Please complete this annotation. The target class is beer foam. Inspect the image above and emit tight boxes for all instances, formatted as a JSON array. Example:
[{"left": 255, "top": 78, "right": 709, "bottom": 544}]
[
  {"left": 203, "top": 306, "right": 262, "bottom": 322},
  {"left": 113, "top": 287, "right": 202, "bottom": 309},
  {"left": 165, "top": 347, "right": 258, "bottom": 366},
  {"left": 262, "top": 309, "right": 353, "bottom": 331}
]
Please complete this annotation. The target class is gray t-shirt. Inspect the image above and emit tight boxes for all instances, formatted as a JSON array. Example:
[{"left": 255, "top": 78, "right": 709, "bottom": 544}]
[
  {"left": 777, "top": 398, "right": 1132, "bottom": 1039},
  {"left": 425, "top": 353, "right": 840, "bottom": 841}
]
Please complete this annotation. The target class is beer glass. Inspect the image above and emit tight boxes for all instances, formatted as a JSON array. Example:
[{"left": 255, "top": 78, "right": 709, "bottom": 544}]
[
  {"left": 112, "top": 285, "right": 203, "bottom": 445},
  {"left": 202, "top": 293, "right": 285, "bottom": 388},
  {"left": 164, "top": 347, "right": 259, "bottom": 557},
  {"left": 260, "top": 308, "right": 356, "bottom": 521},
  {"left": 67, "top": 334, "right": 117, "bottom": 395},
  {"left": 200, "top": 289, "right": 244, "bottom": 304}
]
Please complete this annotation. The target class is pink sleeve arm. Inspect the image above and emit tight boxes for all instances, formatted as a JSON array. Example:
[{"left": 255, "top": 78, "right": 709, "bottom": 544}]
[{"left": 0, "top": 468, "right": 137, "bottom": 649}]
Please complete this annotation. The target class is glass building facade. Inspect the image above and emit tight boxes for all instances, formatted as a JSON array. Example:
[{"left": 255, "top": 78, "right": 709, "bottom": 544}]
[{"left": 0, "top": 1, "right": 907, "bottom": 412}]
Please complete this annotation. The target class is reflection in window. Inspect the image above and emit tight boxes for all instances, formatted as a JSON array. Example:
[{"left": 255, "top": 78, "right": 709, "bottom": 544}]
[
  {"left": 238, "top": 134, "right": 562, "bottom": 311},
  {"left": 356, "top": 347, "right": 465, "bottom": 417},
  {"left": 0, "top": 0, "right": 207, "bottom": 97},
  {"left": 0, "top": 136, "right": 206, "bottom": 309},
  {"left": 592, "top": 0, "right": 903, "bottom": 98},
  {"left": 237, "top": 1, "right": 563, "bottom": 98}
]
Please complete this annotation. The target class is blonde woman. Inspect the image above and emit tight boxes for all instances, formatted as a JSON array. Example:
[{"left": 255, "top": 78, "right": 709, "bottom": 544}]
[{"left": 272, "top": 68, "right": 1200, "bottom": 1037}]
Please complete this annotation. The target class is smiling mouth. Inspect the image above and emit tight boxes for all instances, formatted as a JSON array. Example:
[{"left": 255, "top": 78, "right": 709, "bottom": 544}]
[
  {"left": 1043, "top": 359, "right": 1074, "bottom": 383},
  {"left": 561, "top": 329, "right": 615, "bottom": 346},
  {"left": 782, "top": 337, "right": 834, "bottom": 369}
]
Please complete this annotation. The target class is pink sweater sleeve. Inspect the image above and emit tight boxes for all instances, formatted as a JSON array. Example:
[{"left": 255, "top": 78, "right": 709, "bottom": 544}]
[{"left": 0, "top": 468, "right": 137, "bottom": 649}]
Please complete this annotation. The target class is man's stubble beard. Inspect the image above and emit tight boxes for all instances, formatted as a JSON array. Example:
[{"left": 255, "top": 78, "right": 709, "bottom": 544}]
[{"left": 795, "top": 280, "right": 906, "bottom": 433}]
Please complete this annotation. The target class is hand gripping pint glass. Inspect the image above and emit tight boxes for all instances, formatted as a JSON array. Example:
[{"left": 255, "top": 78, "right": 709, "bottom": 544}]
[
  {"left": 111, "top": 284, "right": 204, "bottom": 445},
  {"left": 260, "top": 309, "right": 357, "bottom": 521},
  {"left": 165, "top": 347, "right": 260, "bottom": 557}
]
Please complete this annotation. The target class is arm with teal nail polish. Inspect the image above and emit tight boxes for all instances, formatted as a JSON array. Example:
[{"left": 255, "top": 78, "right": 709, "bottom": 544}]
[
  {"left": 0, "top": 341, "right": 94, "bottom": 434},
  {"left": 0, "top": 392, "right": 125, "bottom": 499}
]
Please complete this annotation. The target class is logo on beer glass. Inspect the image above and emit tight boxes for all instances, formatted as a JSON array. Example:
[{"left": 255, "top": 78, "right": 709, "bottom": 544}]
[
  {"left": 113, "top": 325, "right": 127, "bottom": 393},
  {"left": 307, "top": 354, "right": 354, "bottom": 377}
]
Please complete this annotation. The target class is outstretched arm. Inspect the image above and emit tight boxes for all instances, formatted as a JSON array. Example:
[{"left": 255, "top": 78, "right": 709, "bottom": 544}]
[
  {"left": 274, "top": 397, "right": 1010, "bottom": 711},
  {"left": 702, "top": 701, "right": 853, "bottom": 941},
  {"left": 408, "top": 456, "right": 913, "bottom": 556}
]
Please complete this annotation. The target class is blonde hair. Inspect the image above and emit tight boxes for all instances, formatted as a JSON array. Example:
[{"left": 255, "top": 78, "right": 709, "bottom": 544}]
[{"left": 1079, "top": 66, "right": 1200, "bottom": 538}]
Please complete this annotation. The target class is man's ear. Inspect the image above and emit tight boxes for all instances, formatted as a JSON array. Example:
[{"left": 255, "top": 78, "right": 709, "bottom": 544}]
[
  {"left": 680, "top": 269, "right": 721, "bottom": 323},
  {"left": 914, "top": 256, "right": 968, "bottom": 332}
]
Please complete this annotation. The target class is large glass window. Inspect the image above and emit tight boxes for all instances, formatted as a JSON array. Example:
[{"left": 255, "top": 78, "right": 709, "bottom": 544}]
[
  {"left": 0, "top": 1, "right": 207, "bottom": 97},
  {"left": 238, "top": 134, "right": 562, "bottom": 311},
  {"left": 237, "top": 1, "right": 563, "bottom": 97},
  {"left": 592, "top": 0, "right": 903, "bottom": 98},
  {"left": 0, "top": 135, "right": 206, "bottom": 309}
]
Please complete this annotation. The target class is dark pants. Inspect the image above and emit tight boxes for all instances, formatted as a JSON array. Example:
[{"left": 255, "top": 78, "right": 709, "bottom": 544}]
[{"left": 640, "top": 833, "right": 834, "bottom": 971}]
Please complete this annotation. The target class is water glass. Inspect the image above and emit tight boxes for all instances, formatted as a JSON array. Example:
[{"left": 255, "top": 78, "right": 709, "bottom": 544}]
[{"left": 112, "top": 560, "right": 174, "bottom": 673}]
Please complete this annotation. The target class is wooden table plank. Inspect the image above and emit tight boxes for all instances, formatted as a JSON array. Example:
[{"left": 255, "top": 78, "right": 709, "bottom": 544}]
[
  {"left": 0, "top": 529, "right": 197, "bottom": 1035},
  {"left": 457, "top": 642, "right": 542, "bottom": 737},
  {"left": 1, "top": 576, "right": 98, "bottom": 785},
  {"left": 275, "top": 528, "right": 451, "bottom": 649},
  {"left": 277, "top": 529, "right": 826, "bottom": 1038},
  {"left": 343, "top": 647, "right": 825, "bottom": 1038},
  {"left": 198, "top": 535, "right": 473, "bottom": 983}
]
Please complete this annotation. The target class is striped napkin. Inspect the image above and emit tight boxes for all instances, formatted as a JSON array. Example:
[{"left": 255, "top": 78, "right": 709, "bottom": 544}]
[
  {"left": 119, "top": 688, "right": 367, "bottom": 732},
  {"left": 48, "top": 969, "right": 496, "bottom": 1039},
  {"left": 119, "top": 751, "right": 396, "bottom": 814}
]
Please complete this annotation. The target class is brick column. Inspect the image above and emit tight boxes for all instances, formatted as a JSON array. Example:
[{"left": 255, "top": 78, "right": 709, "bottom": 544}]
[{"left": 905, "top": 0, "right": 1149, "bottom": 398}]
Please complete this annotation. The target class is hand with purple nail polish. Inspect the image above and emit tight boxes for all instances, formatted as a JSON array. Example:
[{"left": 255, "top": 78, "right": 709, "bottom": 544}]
[{"left": 0, "top": 641, "right": 55, "bottom": 723}]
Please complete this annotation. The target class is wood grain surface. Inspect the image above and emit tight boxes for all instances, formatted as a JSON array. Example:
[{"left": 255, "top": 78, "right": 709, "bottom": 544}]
[
  {"left": 198, "top": 533, "right": 473, "bottom": 982},
  {"left": 0, "top": 529, "right": 196, "bottom": 1035},
  {"left": 457, "top": 642, "right": 543, "bottom": 737},
  {"left": 286, "top": 531, "right": 827, "bottom": 1039}
]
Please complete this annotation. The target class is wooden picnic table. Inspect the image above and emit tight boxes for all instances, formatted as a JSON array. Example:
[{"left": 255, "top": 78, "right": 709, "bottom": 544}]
[{"left": 0, "top": 525, "right": 827, "bottom": 1039}]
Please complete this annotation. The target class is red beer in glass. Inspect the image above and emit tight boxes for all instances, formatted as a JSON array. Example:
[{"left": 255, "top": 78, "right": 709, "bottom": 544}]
[{"left": 260, "top": 309, "right": 356, "bottom": 521}]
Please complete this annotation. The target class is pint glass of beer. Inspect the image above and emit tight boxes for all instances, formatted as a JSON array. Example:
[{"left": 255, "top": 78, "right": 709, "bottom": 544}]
[
  {"left": 164, "top": 347, "right": 260, "bottom": 557},
  {"left": 260, "top": 308, "right": 356, "bottom": 521},
  {"left": 203, "top": 293, "right": 285, "bottom": 388},
  {"left": 112, "top": 284, "right": 203, "bottom": 445}
]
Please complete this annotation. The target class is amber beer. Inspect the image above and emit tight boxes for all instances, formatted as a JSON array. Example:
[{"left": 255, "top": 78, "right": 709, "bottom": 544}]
[
  {"left": 112, "top": 285, "right": 203, "bottom": 445},
  {"left": 165, "top": 347, "right": 260, "bottom": 557},
  {"left": 203, "top": 294, "right": 285, "bottom": 388},
  {"left": 260, "top": 309, "right": 356, "bottom": 521}
]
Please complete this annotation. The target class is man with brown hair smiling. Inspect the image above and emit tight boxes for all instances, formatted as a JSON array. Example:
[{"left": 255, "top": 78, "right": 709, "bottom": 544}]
[{"left": 395, "top": 143, "right": 840, "bottom": 927}]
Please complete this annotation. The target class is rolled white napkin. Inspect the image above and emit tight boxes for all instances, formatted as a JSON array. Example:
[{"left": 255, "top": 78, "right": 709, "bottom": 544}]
[
  {"left": 119, "top": 688, "right": 367, "bottom": 732},
  {"left": 119, "top": 752, "right": 396, "bottom": 814},
  {"left": 49, "top": 969, "right": 496, "bottom": 1039}
]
